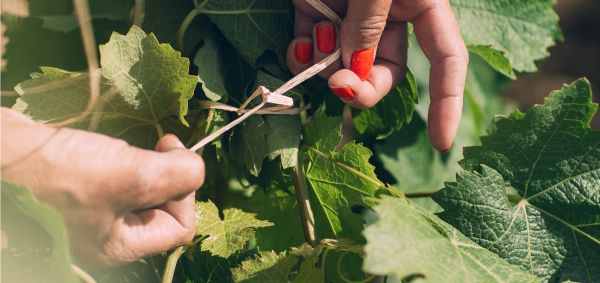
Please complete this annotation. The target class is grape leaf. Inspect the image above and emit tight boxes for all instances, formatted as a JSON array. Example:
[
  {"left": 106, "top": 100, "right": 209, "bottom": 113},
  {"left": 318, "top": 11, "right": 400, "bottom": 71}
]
[
  {"left": 23, "top": 0, "right": 132, "bottom": 32},
  {"left": 304, "top": 114, "right": 385, "bottom": 240},
  {"left": 195, "top": 200, "right": 273, "bottom": 258},
  {"left": 231, "top": 251, "right": 297, "bottom": 283},
  {"left": 352, "top": 70, "right": 418, "bottom": 139},
  {"left": 467, "top": 45, "right": 515, "bottom": 79},
  {"left": 451, "top": 0, "right": 562, "bottom": 72},
  {"left": 198, "top": 0, "right": 293, "bottom": 65},
  {"left": 229, "top": 72, "right": 301, "bottom": 175},
  {"left": 231, "top": 240, "right": 361, "bottom": 283},
  {"left": 142, "top": 0, "right": 194, "bottom": 44},
  {"left": 0, "top": 13, "right": 127, "bottom": 89},
  {"left": 193, "top": 17, "right": 252, "bottom": 101},
  {"left": 433, "top": 79, "right": 600, "bottom": 282},
  {"left": 100, "top": 25, "right": 196, "bottom": 126},
  {"left": 1, "top": 182, "right": 79, "bottom": 283},
  {"left": 238, "top": 189, "right": 305, "bottom": 252},
  {"left": 12, "top": 26, "right": 197, "bottom": 148},
  {"left": 363, "top": 196, "right": 539, "bottom": 282},
  {"left": 181, "top": 248, "right": 257, "bottom": 283},
  {"left": 229, "top": 115, "right": 270, "bottom": 176}
]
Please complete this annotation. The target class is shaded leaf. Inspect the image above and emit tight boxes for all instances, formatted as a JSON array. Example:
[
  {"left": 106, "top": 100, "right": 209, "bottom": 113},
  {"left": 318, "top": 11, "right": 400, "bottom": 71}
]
[
  {"left": 199, "top": 0, "right": 293, "bottom": 65},
  {"left": 433, "top": 79, "right": 600, "bottom": 282}
]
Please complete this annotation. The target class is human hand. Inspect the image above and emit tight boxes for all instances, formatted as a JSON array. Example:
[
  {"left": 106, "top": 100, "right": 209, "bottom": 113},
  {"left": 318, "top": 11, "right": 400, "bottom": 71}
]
[
  {"left": 1, "top": 108, "right": 205, "bottom": 266},
  {"left": 286, "top": 0, "right": 468, "bottom": 151}
]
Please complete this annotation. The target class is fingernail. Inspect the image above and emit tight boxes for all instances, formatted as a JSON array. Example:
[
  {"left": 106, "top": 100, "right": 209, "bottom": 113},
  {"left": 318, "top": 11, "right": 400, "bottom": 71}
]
[
  {"left": 315, "top": 23, "right": 336, "bottom": 54},
  {"left": 351, "top": 47, "right": 375, "bottom": 80},
  {"left": 440, "top": 147, "right": 451, "bottom": 153},
  {"left": 294, "top": 41, "right": 313, "bottom": 65},
  {"left": 330, "top": 86, "right": 356, "bottom": 102}
]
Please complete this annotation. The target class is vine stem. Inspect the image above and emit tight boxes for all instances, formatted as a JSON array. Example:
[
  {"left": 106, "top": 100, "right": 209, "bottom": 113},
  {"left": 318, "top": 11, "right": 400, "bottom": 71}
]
[
  {"left": 71, "top": 264, "right": 97, "bottom": 283},
  {"left": 290, "top": 157, "right": 317, "bottom": 247},
  {"left": 161, "top": 246, "right": 184, "bottom": 283},
  {"left": 50, "top": 0, "right": 100, "bottom": 128}
]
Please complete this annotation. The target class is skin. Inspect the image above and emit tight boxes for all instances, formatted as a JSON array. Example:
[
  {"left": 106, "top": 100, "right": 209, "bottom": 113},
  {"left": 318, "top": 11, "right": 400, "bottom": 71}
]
[
  {"left": 1, "top": 108, "right": 205, "bottom": 267},
  {"left": 287, "top": 0, "right": 469, "bottom": 152}
]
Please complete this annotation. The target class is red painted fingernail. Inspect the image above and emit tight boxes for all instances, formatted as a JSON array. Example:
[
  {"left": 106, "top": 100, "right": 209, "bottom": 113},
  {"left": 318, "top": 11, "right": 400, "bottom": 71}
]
[
  {"left": 330, "top": 86, "right": 355, "bottom": 102},
  {"left": 315, "top": 23, "right": 336, "bottom": 54},
  {"left": 294, "top": 42, "right": 313, "bottom": 64},
  {"left": 351, "top": 47, "right": 375, "bottom": 80}
]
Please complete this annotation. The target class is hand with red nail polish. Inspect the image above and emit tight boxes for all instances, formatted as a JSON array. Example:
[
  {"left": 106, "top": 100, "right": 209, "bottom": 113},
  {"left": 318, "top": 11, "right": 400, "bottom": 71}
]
[{"left": 286, "top": 0, "right": 469, "bottom": 152}]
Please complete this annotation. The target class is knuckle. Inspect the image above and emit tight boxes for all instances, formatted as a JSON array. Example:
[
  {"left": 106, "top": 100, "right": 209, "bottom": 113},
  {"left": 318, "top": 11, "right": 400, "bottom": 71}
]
[{"left": 343, "top": 16, "right": 387, "bottom": 47}]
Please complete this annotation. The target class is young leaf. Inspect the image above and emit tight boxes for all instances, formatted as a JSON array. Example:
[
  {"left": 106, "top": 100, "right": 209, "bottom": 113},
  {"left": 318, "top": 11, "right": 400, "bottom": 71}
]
[
  {"left": 231, "top": 251, "right": 297, "bottom": 283},
  {"left": 199, "top": 0, "right": 293, "bottom": 65},
  {"left": 352, "top": 70, "right": 418, "bottom": 139},
  {"left": 12, "top": 26, "right": 198, "bottom": 148},
  {"left": 304, "top": 114, "right": 385, "bottom": 240},
  {"left": 433, "top": 79, "right": 600, "bottom": 282},
  {"left": 452, "top": 0, "right": 562, "bottom": 73},
  {"left": 363, "top": 196, "right": 540, "bottom": 282},
  {"left": 195, "top": 200, "right": 273, "bottom": 258}
]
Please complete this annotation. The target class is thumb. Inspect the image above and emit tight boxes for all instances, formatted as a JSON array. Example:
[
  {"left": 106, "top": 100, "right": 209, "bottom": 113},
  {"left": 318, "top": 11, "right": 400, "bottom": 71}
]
[
  {"left": 155, "top": 133, "right": 185, "bottom": 152},
  {"left": 340, "top": 0, "right": 392, "bottom": 80}
]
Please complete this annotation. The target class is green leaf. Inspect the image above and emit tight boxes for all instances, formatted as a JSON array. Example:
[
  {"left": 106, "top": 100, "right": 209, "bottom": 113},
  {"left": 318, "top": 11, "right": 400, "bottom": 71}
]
[
  {"left": 231, "top": 251, "right": 297, "bottom": 283},
  {"left": 467, "top": 45, "right": 515, "bottom": 79},
  {"left": 12, "top": 26, "right": 197, "bottom": 148},
  {"left": 181, "top": 248, "right": 257, "bottom": 283},
  {"left": 451, "top": 0, "right": 562, "bottom": 72},
  {"left": 255, "top": 72, "right": 302, "bottom": 169},
  {"left": 198, "top": 0, "right": 293, "bottom": 65},
  {"left": 100, "top": 25, "right": 196, "bottom": 126},
  {"left": 229, "top": 72, "right": 301, "bottom": 175},
  {"left": 193, "top": 17, "right": 252, "bottom": 101},
  {"left": 363, "top": 196, "right": 540, "bottom": 282},
  {"left": 374, "top": 116, "right": 447, "bottom": 212},
  {"left": 1, "top": 13, "right": 127, "bottom": 89},
  {"left": 195, "top": 200, "right": 273, "bottom": 258},
  {"left": 433, "top": 79, "right": 600, "bottom": 282},
  {"left": 229, "top": 115, "right": 270, "bottom": 176},
  {"left": 1, "top": 182, "right": 79, "bottom": 283},
  {"left": 238, "top": 189, "right": 305, "bottom": 252},
  {"left": 304, "top": 114, "right": 385, "bottom": 239},
  {"left": 353, "top": 70, "right": 418, "bottom": 139},
  {"left": 142, "top": 0, "right": 194, "bottom": 44}
]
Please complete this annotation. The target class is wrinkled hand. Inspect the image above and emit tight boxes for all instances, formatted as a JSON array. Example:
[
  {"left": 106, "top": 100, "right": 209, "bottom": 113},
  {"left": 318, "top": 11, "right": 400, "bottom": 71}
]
[
  {"left": 287, "top": 0, "right": 468, "bottom": 151},
  {"left": 1, "top": 108, "right": 205, "bottom": 266}
]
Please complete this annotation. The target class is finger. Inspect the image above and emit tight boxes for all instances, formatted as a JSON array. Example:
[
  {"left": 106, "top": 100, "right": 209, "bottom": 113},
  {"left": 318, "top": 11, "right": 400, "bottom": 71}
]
[
  {"left": 411, "top": 0, "right": 468, "bottom": 151},
  {"left": 128, "top": 139, "right": 205, "bottom": 209},
  {"left": 328, "top": 21, "right": 407, "bottom": 108},
  {"left": 286, "top": 37, "right": 314, "bottom": 75},
  {"left": 111, "top": 203, "right": 195, "bottom": 263},
  {"left": 155, "top": 133, "right": 185, "bottom": 152},
  {"left": 312, "top": 21, "right": 342, "bottom": 78},
  {"left": 340, "top": 0, "right": 392, "bottom": 80},
  {"left": 286, "top": 4, "right": 317, "bottom": 75}
]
